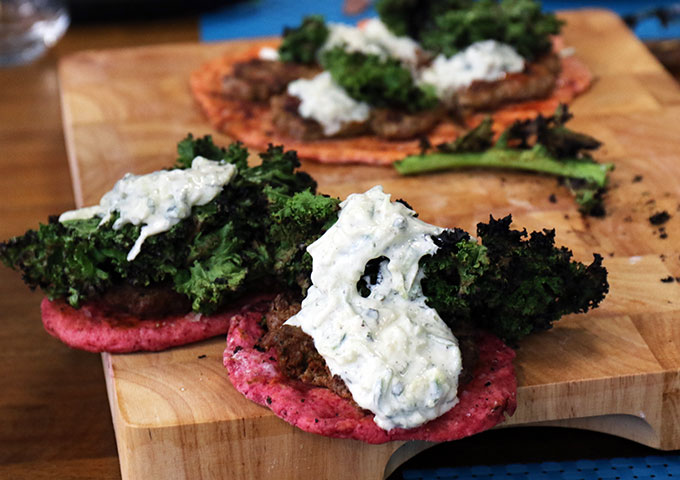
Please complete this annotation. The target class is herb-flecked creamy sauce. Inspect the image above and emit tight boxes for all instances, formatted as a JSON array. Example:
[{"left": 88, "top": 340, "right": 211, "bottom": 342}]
[
  {"left": 323, "top": 18, "right": 420, "bottom": 67},
  {"left": 286, "top": 186, "right": 462, "bottom": 431},
  {"left": 419, "top": 40, "right": 525, "bottom": 103},
  {"left": 58, "top": 157, "right": 237, "bottom": 261},
  {"left": 287, "top": 71, "right": 371, "bottom": 136}
]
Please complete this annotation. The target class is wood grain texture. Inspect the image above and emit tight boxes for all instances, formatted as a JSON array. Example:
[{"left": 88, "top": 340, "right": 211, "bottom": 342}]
[{"left": 56, "top": 9, "right": 680, "bottom": 480}]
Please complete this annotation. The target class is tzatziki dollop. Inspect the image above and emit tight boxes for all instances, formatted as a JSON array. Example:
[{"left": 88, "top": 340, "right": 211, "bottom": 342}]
[
  {"left": 287, "top": 71, "right": 371, "bottom": 136},
  {"left": 419, "top": 40, "right": 525, "bottom": 103},
  {"left": 59, "top": 157, "right": 237, "bottom": 261},
  {"left": 285, "top": 186, "right": 462, "bottom": 431},
  {"left": 323, "top": 18, "right": 420, "bottom": 68},
  {"left": 258, "top": 46, "right": 280, "bottom": 61}
]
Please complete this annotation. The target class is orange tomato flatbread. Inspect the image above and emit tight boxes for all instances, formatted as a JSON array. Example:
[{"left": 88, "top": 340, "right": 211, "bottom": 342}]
[{"left": 190, "top": 39, "right": 592, "bottom": 165}]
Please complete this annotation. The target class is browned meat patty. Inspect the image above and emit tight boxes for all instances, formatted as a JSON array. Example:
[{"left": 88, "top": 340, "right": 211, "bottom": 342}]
[
  {"left": 272, "top": 94, "right": 442, "bottom": 141},
  {"left": 96, "top": 283, "right": 191, "bottom": 319},
  {"left": 222, "top": 59, "right": 320, "bottom": 102},
  {"left": 271, "top": 94, "right": 370, "bottom": 140},
  {"left": 259, "top": 294, "right": 479, "bottom": 401},
  {"left": 259, "top": 294, "right": 354, "bottom": 401},
  {"left": 457, "top": 53, "right": 562, "bottom": 112},
  {"left": 369, "top": 106, "right": 446, "bottom": 140}
]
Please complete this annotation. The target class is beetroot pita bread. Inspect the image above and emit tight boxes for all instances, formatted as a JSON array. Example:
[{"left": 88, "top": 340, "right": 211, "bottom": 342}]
[
  {"left": 41, "top": 294, "right": 272, "bottom": 353},
  {"left": 223, "top": 308, "right": 517, "bottom": 444},
  {"left": 190, "top": 39, "right": 592, "bottom": 165}
]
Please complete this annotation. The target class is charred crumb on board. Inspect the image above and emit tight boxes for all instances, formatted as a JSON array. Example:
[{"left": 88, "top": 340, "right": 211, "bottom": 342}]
[
  {"left": 197, "top": 354, "right": 207, "bottom": 359},
  {"left": 661, "top": 276, "right": 675, "bottom": 283},
  {"left": 548, "top": 193, "right": 557, "bottom": 203},
  {"left": 632, "top": 174, "right": 643, "bottom": 183},
  {"left": 649, "top": 211, "right": 671, "bottom": 226}
]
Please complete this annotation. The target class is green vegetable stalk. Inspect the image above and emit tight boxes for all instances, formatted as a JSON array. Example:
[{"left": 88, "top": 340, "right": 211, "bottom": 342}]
[
  {"left": 394, "top": 107, "right": 614, "bottom": 216},
  {"left": 395, "top": 145, "right": 611, "bottom": 186}
]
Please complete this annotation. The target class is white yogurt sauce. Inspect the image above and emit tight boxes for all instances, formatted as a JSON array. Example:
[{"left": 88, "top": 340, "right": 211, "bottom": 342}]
[
  {"left": 59, "top": 157, "right": 237, "bottom": 261},
  {"left": 285, "top": 186, "right": 462, "bottom": 431},
  {"left": 258, "top": 46, "right": 280, "bottom": 61},
  {"left": 287, "top": 71, "right": 371, "bottom": 136},
  {"left": 419, "top": 40, "right": 525, "bottom": 103},
  {"left": 323, "top": 18, "right": 420, "bottom": 68}
]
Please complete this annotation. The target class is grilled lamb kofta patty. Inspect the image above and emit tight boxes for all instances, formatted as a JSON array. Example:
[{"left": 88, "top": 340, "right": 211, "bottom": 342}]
[
  {"left": 222, "top": 59, "right": 320, "bottom": 102},
  {"left": 270, "top": 94, "right": 370, "bottom": 140},
  {"left": 457, "top": 53, "right": 562, "bottom": 112},
  {"left": 96, "top": 283, "right": 192, "bottom": 319}
]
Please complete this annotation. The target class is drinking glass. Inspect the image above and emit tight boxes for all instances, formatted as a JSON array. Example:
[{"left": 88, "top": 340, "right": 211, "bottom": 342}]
[{"left": 0, "top": 0, "right": 69, "bottom": 67}]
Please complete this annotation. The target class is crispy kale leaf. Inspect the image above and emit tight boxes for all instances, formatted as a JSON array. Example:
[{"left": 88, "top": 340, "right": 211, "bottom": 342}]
[
  {"left": 377, "top": 0, "right": 562, "bottom": 60},
  {"left": 420, "top": 215, "right": 608, "bottom": 344},
  {"left": 267, "top": 189, "right": 340, "bottom": 293},
  {"left": 175, "top": 134, "right": 248, "bottom": 170},
  {"left": 395, "top": 106, "right": 614, "bottom": 216},
  {"left": 0, "top": 135, "right": 337, "bottom": 313},
  {"left": 278, "top": 15, "right": 329, "bottom": 64},
  {"left": 321, "top": 47, "right": 439, "bottom": 112}
]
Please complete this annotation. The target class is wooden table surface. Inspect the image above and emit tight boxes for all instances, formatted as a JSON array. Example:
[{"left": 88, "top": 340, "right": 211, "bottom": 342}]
[{"left": 0, "top": 16, "right": 678, "bottom": 480}]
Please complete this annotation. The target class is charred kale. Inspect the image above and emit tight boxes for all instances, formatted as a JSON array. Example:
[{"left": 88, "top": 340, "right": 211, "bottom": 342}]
[
  {"left": 278, "top": 15, "right": 329, "bottom": 64},
  {"left": 394, "top": 106, "right": 614, "bottom": 216},
  {"left": 321, "top": 47, "right": 439, "bottom": 112},
  {"left": 376, "top": 0, "right": 562, "bottom": 60},
  {"left": 420, "top": 215, "right": 608, "bottom": 343},
  {"left": 0, "top": 135, "right": 339, "bottom": 313}
]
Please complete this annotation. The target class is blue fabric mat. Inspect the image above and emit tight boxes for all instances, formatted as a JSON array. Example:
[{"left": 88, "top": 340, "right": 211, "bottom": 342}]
[
  {"left": 402, "top": 455, "right": 680, "bottom": 480},
  {"left": 200, "top": 0, "right": 680, "bottom": 42}
]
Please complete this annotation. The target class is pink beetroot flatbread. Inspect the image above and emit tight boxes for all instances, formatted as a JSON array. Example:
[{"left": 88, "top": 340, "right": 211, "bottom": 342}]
[
  {"left": 224, "top": 310, "right": 517, "bottom": 443},
  {"left": 41, "top": 294, "right": 272, "bottom": 353}
]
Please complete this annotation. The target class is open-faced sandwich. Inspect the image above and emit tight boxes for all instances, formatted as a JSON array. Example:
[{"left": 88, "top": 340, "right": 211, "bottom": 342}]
[
  {"left": 191, "top": 0, "right": 593, "bottom": 164},
  {"left": 2, "top": 136, "right": 608, "bottom": 443}
]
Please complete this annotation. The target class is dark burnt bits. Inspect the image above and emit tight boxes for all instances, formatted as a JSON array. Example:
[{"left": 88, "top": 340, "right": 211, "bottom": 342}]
[
  {"left": 649, "top": 211, "right": 671, "bottom": 226},
  {"left": 661, "top": 276, "right": 675, "bottom": 283}
]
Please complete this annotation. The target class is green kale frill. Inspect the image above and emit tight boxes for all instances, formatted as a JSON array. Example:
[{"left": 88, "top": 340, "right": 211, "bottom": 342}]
[
  {"left": 278, "top": 15, "right": 330, "bottom": 64},
  {"left": 420, "top": 215, "right": 609, "bottom": 344},
  {"left": 321, "top": 47, "right": 439, "bottom": 113},
  {"left": 377, "top": 0, "right": 563, "bottom": 61}
]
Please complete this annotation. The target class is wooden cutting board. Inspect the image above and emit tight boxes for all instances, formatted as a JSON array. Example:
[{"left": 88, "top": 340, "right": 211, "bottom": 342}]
[{"left": 57, "top": 9, "right": 680, "bottom": 480}]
